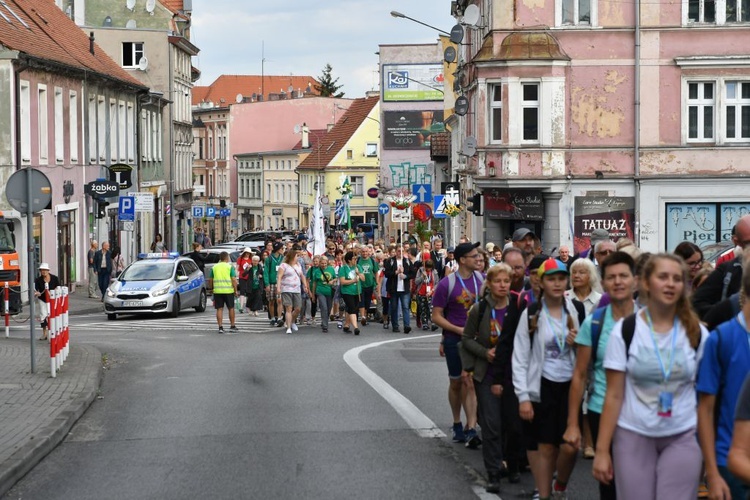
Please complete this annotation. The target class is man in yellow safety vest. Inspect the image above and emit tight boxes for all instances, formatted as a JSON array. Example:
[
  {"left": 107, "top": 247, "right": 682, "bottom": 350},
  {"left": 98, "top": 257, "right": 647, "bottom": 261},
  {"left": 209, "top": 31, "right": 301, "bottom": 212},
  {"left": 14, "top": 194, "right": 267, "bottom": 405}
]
[{"left": 208, "top": 251, "right": 238, "bottom": 334}]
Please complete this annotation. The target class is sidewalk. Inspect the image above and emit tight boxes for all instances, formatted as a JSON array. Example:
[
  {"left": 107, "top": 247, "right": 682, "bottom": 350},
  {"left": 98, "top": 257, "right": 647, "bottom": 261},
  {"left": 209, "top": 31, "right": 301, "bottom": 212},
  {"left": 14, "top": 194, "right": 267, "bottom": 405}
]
[{"left": 0, "top": 290, "right": 104, "bottom": 496}]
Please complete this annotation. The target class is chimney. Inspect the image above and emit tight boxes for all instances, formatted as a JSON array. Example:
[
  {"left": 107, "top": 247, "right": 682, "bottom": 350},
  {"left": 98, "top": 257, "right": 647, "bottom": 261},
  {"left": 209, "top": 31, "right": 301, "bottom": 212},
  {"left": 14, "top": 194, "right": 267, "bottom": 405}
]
[
  {"left": 89, "top": 32, "right": 95, "bottom": 55},
  {"left": 302, "top": 123, "right": 309, "bottom": 149}
]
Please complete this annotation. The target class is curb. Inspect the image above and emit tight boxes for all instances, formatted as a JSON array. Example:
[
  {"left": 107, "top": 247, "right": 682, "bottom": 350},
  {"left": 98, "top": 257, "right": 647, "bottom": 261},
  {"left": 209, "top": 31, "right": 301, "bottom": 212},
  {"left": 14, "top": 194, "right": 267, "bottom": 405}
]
[{"left": 0, "top": 344, "right": 103, "bottom": 497}]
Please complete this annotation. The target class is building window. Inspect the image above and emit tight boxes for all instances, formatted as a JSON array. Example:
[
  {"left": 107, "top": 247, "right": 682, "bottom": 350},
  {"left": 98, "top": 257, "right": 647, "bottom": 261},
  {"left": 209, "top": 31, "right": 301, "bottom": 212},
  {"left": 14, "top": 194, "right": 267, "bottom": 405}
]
[
  {"left": 346, "top": 149, "right": 353, "bottom": 160},
  {"left": 522, "top": 83, "right": 540, "bottom": 142},
  {"left": 687, "top": 82, "right": 714, "bottom": 141},
  {"left": 69, "top": 91, "right": 78, "bottom": 162},
  {"left": 688, "top": 0, "right": 716, "bottom": 22},
  {"left": 561, "top": 0, "right": 590, "bottom": 24},
  {"left": 725, "top": 81, "right": 750, "bottom": 141},
  {"left": 38, "top": 86, "right": 48, "bottom": 161},
  {"left": 20, "top": 81, "right": 30, "bottom": 162},
  {"left": 726, "top": 0, "right": 750, "bottom": 22},
  {"left": 122, "top": 42, "right": 144, "bottom": 68},
  {"left": 54, "top": 88, "right": 63, "bottom": 162},
  {"left": 351, "top": 176, "right": 364, "bottom": 196},
  {"left": 490, "top": 83, "right": 502, "bottom": 143},
  {"left": 366, "top": 143, "right": 378, "bottom": 157}
]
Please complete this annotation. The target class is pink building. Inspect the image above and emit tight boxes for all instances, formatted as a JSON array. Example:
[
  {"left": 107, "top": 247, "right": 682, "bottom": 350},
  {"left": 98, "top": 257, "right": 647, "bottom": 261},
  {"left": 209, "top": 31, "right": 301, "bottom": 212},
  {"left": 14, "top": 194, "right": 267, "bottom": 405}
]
[{"left": 455, "top": 0, "right": 750, "bottom": 253}]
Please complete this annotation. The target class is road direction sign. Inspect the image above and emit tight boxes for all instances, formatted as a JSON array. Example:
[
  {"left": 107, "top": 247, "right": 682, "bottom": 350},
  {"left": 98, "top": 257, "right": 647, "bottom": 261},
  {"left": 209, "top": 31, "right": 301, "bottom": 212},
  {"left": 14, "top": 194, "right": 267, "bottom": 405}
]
[
  {"left": 392, "top": 206, "right": 412, "bottom": 223},
  {"left": 378, "top": 203, "right": 390, "bottom": 215},
  {"left": 192, "top": 205, "right": 204, "bottom": 218},
  {"left": 433, "top": 195, "right": 447, "bottom": 219},
  {"left": 412, "top": 184, "right": 432, "bottom": 203},
  {"left": 118, "top": 196, "right": 135, "bottom": 221}
]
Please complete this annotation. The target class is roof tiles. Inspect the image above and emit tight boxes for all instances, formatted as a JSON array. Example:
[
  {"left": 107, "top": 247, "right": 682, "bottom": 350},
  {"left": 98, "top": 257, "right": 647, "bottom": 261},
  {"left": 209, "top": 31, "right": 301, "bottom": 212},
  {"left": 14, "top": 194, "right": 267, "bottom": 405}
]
[{"left": 192, "top": 74, "right": 319, "bottom": 106}]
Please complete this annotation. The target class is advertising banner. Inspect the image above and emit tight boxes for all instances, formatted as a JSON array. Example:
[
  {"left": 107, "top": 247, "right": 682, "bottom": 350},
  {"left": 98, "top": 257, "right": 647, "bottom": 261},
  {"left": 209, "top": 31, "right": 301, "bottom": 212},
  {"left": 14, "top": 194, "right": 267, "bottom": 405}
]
[
  {"left": 574, "top": 196, "right": 635, "bottom": 254},
  {"left": 665, "top": 202, "right": 750, "bottom": 251},
  {"left": 485, "top": 189, "right": 544, "bottom": 221},
  {"left": 383, "top": 110, "right": 445, "bottom": 150},
  {"left": 382, "top": 64, "right": 444, "bottom": 101}
]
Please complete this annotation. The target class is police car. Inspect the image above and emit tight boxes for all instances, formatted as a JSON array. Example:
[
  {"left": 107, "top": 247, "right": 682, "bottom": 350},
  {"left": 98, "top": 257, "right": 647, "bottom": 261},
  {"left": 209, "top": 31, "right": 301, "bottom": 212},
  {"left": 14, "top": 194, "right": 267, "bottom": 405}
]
[{"left": 103, "top": 253, "right": 207, "bottom": 320}]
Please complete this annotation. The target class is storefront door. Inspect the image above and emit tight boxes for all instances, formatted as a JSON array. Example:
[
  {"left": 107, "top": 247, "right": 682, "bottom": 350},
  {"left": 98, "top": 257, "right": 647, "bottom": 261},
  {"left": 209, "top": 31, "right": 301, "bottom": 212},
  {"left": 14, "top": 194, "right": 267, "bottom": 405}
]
[{"left": 57, "top": 210, "right": 76, "bottom": 287}]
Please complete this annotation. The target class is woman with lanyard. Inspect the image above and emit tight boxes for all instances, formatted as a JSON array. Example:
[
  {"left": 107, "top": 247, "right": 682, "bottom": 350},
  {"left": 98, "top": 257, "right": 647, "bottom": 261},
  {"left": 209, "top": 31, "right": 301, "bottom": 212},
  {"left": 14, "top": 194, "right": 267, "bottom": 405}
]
[
  {"left": 310, "top": 256, "right": 336, "bottom": 333},
  {"left": 593, "top": 254, "right": 708, "bottom": 500},
  {"left": 338, "top": 251, "right": 363, "bottom": 335},
  {"left": 512, "top": 258, "right": 582, "bottom": 500},
  {"left": 461, "top": 263, "right": 522, "bottom": 493}
]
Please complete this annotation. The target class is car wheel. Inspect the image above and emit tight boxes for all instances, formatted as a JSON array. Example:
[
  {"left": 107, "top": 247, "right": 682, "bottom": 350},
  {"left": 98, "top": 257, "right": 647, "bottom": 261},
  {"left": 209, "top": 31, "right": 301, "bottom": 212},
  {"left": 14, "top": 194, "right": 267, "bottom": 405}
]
[
  {"left": 195, "top": 289, "right": 207, "bottom": 312},
  {"left": 171, "top": 294, "right": 180, "bottom": 318},
  {"left": 107, "top": 313, "right": 117, "bottom": 321}
]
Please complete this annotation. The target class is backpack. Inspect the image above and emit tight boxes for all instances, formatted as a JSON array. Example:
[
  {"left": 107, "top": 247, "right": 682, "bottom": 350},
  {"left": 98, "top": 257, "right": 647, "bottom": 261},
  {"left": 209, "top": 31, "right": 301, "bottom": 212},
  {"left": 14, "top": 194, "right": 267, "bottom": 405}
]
[
  {"left": 527, "top": 298, "right": 586, "bottom": 344},
  {"left": 589, "top": 306, "right": 609, "bottom": 364},
  {"left": 444, "top": 270, "right": 484, "bottom": 315},
  {"left": 721, "top": 260, "right": 743, "bottom": 302}
]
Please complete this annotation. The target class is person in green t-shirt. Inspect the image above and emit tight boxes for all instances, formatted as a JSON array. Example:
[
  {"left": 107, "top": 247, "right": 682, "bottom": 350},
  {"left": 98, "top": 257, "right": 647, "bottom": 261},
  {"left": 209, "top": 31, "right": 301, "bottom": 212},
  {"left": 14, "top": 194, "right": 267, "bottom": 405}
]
[
  {"left": 338, "top": 251, "right": 363, "bottom": 335},
  {"left": 311, "top": 256, "right": 337, "bottom": 332},
  {"left": 357, "top": 245, "right": 378, "bottom": 325}
]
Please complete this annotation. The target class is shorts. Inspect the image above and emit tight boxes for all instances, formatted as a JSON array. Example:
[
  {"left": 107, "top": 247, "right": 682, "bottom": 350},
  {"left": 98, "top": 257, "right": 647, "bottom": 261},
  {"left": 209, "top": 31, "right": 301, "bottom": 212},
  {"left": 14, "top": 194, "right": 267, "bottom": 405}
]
[
  {"left": 266, "top": 284, "right": 278, "bottom": 301},
  {"left": 342, "top": 293, "right": 359, "bottom": 314},
  {"left": 213, "top": 293, "right": 235, "bottom": 309},
  {"left": 442, "top": 335, "right": 463, "bottom": 380},
  {"left": 281, "top": 292, "right": 301, "bottom": 309},
  {"left": 523, "top": 378, "right": 571, "bottom": 447}
]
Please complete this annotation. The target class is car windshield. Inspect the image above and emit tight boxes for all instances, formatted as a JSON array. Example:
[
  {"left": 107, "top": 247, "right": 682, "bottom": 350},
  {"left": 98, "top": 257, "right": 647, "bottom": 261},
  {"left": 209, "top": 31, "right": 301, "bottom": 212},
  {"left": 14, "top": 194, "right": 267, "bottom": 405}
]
[{"left": 119, "top": 262, "right": 175, "bottom": 281}]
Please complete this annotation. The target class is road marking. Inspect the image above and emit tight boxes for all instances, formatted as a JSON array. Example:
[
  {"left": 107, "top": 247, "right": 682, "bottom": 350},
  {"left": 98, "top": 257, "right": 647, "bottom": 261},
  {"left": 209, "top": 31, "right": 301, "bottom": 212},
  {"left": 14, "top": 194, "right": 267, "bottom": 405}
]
[{"left": 343, "top": 334, "right": 446, "bottom": 439}]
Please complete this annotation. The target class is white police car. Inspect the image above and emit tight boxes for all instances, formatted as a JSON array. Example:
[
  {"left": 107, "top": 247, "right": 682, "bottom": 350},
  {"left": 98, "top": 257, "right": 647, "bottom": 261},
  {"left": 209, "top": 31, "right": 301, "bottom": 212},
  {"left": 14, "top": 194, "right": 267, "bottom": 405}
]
[{"left": 104, "top": 253, "right": 207, "bottom": 320}]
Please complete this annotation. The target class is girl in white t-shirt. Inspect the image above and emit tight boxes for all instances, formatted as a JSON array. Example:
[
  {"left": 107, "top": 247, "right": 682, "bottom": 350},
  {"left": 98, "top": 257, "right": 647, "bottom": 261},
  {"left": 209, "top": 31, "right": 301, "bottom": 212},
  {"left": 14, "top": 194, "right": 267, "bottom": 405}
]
[{"left": 593, "top": 253, "right": 708, "bottom": 500}]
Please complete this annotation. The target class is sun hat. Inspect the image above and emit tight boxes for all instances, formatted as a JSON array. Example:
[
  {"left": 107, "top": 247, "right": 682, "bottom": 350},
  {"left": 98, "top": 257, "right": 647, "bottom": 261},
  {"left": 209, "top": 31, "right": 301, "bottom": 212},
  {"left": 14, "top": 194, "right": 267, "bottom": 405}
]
[
  {"left": 537, "top": 258, "right": 569, "bottom": 278},
  {"left": 38, "top": 262, "right": 50, "bottom": 271},
  {"left": 242, "top": 247, "right": 252, "bottom": 254}
]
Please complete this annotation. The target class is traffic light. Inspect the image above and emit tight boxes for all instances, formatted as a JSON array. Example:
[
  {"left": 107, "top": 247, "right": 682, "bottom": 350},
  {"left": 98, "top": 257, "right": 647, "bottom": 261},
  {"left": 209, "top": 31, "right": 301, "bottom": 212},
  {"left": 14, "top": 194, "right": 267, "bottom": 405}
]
[
  {"left": 466, "top": 193, "right": 483, "bottom": 216},
  {"left": 96, "top": 200, "right": 110, "bottom": 219}
]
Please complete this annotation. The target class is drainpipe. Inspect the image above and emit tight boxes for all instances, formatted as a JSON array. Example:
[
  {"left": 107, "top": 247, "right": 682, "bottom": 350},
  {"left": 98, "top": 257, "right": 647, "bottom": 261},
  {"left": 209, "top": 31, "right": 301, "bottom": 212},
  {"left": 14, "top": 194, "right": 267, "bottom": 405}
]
[{"left": 634, "top": 0, "right": 641, "bottom": 246}]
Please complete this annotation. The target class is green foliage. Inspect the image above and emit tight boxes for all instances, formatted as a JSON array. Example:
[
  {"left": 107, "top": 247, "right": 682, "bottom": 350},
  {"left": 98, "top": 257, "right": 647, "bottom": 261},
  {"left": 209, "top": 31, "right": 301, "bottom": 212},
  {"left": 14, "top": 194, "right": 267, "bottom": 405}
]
[
  {"left": 413, "top": 221, "right": 433, "bottom": 245},
  {"left": 315, "top": 63, "right": 345, "bottom": 98}
]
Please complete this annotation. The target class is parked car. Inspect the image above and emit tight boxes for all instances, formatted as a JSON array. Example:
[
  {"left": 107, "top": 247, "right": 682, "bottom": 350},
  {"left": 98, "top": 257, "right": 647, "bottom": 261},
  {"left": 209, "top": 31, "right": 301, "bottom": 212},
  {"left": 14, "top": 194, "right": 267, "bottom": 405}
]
[
  {"left": 183, "top": 247, "right": 241, "bottom": 289},
  {"left": 702, "top": 242, "right": 737, "bottom": 266},
  {"left": 103, "top": 253, "right": 207, "bottom": 320},
  {"left": 235, "top": 230, "right": 296, "bottom": 243}
]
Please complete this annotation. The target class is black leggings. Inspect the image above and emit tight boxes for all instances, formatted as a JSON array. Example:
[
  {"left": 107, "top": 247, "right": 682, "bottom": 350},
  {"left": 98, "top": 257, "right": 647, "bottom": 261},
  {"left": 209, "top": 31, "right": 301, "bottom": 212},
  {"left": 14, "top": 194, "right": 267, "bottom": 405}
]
[{"left": 342, "top": 293, "right": 359, "bottom": 315}]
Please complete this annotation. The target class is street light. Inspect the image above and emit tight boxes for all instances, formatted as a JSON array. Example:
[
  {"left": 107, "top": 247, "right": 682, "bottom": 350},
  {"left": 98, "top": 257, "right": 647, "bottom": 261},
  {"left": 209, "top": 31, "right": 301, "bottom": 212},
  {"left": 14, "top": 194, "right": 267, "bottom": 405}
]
[{"left": 390, "top": 10, "right": 451, "bottom": 36}]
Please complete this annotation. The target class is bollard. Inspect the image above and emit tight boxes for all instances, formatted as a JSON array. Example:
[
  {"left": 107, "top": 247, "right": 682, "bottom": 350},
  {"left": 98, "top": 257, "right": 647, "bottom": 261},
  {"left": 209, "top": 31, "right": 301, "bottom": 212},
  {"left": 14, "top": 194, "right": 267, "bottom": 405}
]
[
  {"left": 62, "top": 287, "right": 69, "bottom": 363},
  {"left": 4, "top": 282, "right": 8, "bottom": 338},
  {"left": 53, "top": 288, "right": 61, "bottom": 371},
  {"left": 48, "top": 287, "right": 56, "bottom": 378}
]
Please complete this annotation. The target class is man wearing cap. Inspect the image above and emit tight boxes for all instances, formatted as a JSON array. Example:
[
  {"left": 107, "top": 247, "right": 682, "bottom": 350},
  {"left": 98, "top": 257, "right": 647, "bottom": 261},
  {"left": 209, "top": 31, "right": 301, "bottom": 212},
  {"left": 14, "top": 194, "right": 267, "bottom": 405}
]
[
  {"left": 580, "top": 228, "right": 609, "bottom": 263},
  {"left": 264, "top": 242, "right": 285, "bottom": 327},
  {"left": 432, "top": 241, "right": 484, "bottom": 447},
  {"left": 513, "top": 228, "right": 536, "bottom": 255},
  {"left": 34, "top": 263, "right": 60, "bottom": 341}
]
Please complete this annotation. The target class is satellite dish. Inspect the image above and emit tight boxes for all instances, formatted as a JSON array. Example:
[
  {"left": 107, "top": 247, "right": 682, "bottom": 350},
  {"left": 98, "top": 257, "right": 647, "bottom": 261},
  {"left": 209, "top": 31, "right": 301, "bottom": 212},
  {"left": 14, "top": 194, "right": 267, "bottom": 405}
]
[
  {"left": 288, "top": 85, "right": 294, "bottom": 93},
  {"left": 251, "top": 93, "right": 257, "bottom": 101},
  {"left": 293, "top": 124, "right": 301, "bottom": 134},
  {"left": 145, "top": 0, "right": 155, "bottom": 14},
  {"left": 450, "top": 24, "right": 464, "bottom": 44},
  {"left": 462, "top": 136, "right": 477, "bottom": 156},
  {"left": 125, "top": 19, "right": 137, "bottom": 28},
  {"left": 444, "top": 46, "right": 457, "bottom": 64},
  {"left": 126, "top": 0, "right": 135, "bottom": 10},
  {"left": 235, "top": 93, "right": 243, "bottom": 103},
  {"left": 455, "top": 95, "right": 469, "bottom": 116},
  {"left": 137, "top": 56, "right": 149, "bottom": 71},
  {"left": 463, "top": 4, "right": 481, "bottom": 26}
]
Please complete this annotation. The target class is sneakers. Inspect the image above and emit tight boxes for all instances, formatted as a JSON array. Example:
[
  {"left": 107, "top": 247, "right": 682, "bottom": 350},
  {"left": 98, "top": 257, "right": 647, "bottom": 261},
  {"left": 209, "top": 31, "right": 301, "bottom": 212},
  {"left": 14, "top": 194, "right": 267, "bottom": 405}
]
[
  {"left": 383, "top": 323, "right": 389, "bottom": 330},
  {"left": 286, "top": 327, "right": 292, "bottom": 334},
  {"left": 343, "top": 326, "right": 351, "bottom": 333},
  {"left": 276, "top": 318, "right": 286, "bottom": 327},
  {"left": 354, "top": 328, "right": 360, "bottom": 336},
  {"left": 337, "top": 320, "right": 343, "bottom": 329},
  {"left": 404, "top": 326, "right": 412, "bottom": 334},
  {"left": 451, "top": 422, "right": 466, "bottom": 443},
  {"left": 291, "top": 323, "right": 299, "bottom": 332},
  {"left": 322, "top": 327, "right": 328, "bottom": 333},
  {"left": 361, "top": 318, "right": 367, "bottom": 326},
  {"left": 218, "top": 327, "right": 225, "bottom": 334},
  {"left": 392, "top": 327, "right": 401, "bottom": 333},
  {"left": 465, "top": 428, "right": 481, "bottom": 449},
  {"left": 422, "top": 325, "right": 429, "bottom": 331},
  {"left": 486, "top": 472, "right": 501, "bottom": 494},
  {"left": 229, "top": 325, "right": 239, "bottom": 333},
  {"left": 431, "top": 324, "right": 439, "bottom": 331},
  {"left": 552, "top": 490, "right": 568, "bottom": 500},
  {"left": 270, "top": 317, "right": 277, "bottom": 326}
]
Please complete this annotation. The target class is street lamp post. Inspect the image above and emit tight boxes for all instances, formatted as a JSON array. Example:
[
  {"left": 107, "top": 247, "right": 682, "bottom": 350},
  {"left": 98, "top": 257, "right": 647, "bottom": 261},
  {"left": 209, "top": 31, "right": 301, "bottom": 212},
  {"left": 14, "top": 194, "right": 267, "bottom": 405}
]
[{"left": 390, "top": 11, "right": 451, "bottom": 35}]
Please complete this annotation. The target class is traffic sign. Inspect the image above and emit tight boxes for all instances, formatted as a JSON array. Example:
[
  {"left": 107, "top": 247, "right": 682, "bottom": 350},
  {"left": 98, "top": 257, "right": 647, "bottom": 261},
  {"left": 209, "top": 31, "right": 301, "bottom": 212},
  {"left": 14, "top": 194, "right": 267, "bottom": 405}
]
[
  {"left": 412, "top": 184, "right": 432, "bottom": 203},
  {"left": 433, "top": 195, "right": 447, "bottom": 219},
  {"left": 133, "top": 192, "right": 154, "bottom": 212},
  {"left": 220, "top": 209, "right": 231, "bottom": 217},
  {"left": 378, "top": 203, "right": 390, "bottom": 215},
  {"left": 206, "top": 207, "right": 216, "bottom": 217},
  {"left": 118, "top": 195, "right": 135, "bottom": 221},
  {"left": 192, "top": 205, "right": 204, "bottom": 218},
  {"left": 392, "top": 206, "right": 412, "bottom": 223}
]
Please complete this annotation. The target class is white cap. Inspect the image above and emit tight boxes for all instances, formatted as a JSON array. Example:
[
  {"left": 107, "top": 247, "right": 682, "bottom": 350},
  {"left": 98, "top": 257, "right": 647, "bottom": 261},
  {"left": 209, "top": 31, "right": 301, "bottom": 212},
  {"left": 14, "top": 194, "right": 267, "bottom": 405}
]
[{"left": 39, "top": 263, "right": 50, "bottom": 271}]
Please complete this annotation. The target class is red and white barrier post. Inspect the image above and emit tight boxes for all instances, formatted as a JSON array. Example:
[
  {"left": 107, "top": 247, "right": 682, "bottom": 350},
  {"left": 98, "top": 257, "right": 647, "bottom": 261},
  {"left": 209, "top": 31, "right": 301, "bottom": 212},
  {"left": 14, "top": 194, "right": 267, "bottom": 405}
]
[
  {"left": 49, "top": 287, "right": 70, "bottom": 379},
  {"left": 4, "top": 282, "right": 9, "bottom": 338}
]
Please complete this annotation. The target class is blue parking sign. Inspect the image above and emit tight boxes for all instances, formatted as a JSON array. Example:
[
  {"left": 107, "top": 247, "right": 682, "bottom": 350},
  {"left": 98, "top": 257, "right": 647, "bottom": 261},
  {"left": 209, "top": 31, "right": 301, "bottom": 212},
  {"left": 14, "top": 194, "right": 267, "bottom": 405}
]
[
  {"left": 192, "top": 206, "right": 204, "bottom": 218},
  {"left": 206, "top": 207, "right": 216, "bottom": 217},
  {"left": 118, "top": 196, "right": 135, "bottom": 221}
]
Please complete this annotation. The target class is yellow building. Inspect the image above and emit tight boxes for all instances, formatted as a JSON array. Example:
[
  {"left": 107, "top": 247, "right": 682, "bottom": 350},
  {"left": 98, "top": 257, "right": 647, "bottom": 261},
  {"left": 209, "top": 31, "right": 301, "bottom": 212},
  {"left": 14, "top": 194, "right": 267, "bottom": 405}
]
[{"left": 298, "top": 95, "right": 381, "bottom": 230}]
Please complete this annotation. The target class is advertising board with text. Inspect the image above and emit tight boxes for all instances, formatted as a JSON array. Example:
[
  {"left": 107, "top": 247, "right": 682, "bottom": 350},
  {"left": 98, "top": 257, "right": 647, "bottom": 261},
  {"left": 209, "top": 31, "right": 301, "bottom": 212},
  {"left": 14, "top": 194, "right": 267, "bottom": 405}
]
[
  {"left": 665, "top": 202, "right": 750, "bottom": 251},
  {"left": 484, "top": 189, "right": 544, "bottom": 221},
  {"left": 383, "top": 110, "right": 445, "bottom": 150},
  {"left": 574, "top": 196, "right": 635, "bottom": 254},
  {"left": 382, "top": 64, "right": 444, "bottom": 102}
]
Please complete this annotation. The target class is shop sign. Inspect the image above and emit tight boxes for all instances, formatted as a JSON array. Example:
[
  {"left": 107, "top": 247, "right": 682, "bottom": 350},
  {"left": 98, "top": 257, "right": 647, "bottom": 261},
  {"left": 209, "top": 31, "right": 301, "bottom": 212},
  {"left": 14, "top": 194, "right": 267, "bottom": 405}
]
[
  {"left": 665, "top": 202, "right": 750, "bottom": 251},
  {"left": 484, "top": 189, "right": 544, "bottom": 221},
  {"left": 574, "top": 196, "right": 635, "bottom": 254},
  {"left": 383, "top": 111, "right": 445, "bottom": 150}
]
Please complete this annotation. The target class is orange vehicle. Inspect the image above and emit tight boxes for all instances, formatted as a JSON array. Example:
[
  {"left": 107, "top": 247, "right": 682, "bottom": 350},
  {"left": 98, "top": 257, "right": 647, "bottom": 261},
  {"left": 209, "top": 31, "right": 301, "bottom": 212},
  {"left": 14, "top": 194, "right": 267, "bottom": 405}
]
[{"left": 0, "top": 216, "right": 22, "bottom": 315}]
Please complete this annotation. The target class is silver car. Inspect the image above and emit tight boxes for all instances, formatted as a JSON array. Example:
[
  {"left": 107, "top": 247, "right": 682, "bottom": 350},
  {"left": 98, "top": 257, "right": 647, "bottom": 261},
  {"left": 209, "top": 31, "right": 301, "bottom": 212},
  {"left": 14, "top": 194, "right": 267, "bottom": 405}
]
[{"left": 104, "top": 253, "right": 207, "bottom": 320}]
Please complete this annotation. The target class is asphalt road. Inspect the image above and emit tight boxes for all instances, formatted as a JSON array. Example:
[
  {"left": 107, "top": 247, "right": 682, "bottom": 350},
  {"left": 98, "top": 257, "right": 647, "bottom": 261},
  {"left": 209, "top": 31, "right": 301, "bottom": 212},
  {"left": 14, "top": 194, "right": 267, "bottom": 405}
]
[{"left": 3, "top": 310, "right": 601, "bottom": 500}]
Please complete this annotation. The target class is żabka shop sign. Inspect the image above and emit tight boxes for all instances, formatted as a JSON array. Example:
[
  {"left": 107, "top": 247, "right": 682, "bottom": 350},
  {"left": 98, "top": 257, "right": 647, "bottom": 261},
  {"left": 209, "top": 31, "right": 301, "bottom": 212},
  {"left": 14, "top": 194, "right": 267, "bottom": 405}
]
[{"left": 574, "top": 196, "right": 635, "bottom": 254}]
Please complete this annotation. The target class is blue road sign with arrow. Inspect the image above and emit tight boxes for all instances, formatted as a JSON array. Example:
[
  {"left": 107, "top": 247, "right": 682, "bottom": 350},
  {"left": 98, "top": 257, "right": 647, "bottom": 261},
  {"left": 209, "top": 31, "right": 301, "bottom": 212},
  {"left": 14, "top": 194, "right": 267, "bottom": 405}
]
[
  {"left": 412, "top": 184, "right": 432, "bottom": 203},
  {"left": 378, "top": 203, "right": 390, "bottom": 215}
]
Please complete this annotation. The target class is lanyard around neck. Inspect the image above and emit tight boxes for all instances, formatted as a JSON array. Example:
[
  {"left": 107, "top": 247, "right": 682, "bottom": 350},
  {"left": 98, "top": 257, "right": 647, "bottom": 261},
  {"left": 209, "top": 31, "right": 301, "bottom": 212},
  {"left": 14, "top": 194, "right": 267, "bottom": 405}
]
[
  {"left": 644, "top": 309, "right": 678, "bottom": 384},
  {"left": 542, "top": 299, "right": 567, "bottom": 352},
  {"left": 456, "top": 272, "right": 479, "bottom": 305}
]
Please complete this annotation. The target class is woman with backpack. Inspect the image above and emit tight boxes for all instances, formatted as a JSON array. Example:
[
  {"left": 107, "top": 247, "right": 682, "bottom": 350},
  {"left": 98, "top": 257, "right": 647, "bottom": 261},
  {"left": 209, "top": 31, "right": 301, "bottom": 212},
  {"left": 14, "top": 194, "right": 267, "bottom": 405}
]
[
  {"left": 593, "top": 253, "right": 708, "bottom": 500},
  {"left": 513, "top": 258, "right": 583, "bottom": 500},
  {"left": 461, "top": 263, "right": 522, "bottom": 493}
]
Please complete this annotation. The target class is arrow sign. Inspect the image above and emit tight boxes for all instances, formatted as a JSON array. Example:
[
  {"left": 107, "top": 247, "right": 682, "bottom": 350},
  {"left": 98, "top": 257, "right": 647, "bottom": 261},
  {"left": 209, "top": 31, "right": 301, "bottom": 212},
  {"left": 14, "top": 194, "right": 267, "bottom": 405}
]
[
  {"left": 412, "top": 184, "right": 432, "bottom": 203},
  {"left": 378, "top": 203, "right": 390, "bottom": 215}
]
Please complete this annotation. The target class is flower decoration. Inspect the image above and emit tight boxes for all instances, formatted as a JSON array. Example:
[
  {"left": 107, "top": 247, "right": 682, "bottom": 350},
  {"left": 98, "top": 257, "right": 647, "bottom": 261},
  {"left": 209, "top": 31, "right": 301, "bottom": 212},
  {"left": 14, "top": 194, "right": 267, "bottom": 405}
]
[
  {"left": 444, "top": 203, "right": 462, "bottom": 218},
  {"left": 337, "top": 174, "right": 353, "bottom": 197},
  {"left": 387, "top": 188, "right": 416, "bottom": 211}
]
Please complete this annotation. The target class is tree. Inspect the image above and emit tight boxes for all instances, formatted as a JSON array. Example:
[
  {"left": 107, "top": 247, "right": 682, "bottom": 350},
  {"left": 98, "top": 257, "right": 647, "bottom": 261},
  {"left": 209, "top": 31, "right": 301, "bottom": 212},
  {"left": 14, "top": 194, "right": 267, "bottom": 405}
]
[{"left": 314, "top": 63, "right": 345, "bottom": 98}]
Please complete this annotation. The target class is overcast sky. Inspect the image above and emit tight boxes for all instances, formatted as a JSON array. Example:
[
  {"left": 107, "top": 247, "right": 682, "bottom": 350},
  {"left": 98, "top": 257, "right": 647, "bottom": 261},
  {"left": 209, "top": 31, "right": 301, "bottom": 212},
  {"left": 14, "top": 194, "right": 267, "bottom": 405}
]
[{"left": 190, "top": 1, "right": 455, "bottom": 97}]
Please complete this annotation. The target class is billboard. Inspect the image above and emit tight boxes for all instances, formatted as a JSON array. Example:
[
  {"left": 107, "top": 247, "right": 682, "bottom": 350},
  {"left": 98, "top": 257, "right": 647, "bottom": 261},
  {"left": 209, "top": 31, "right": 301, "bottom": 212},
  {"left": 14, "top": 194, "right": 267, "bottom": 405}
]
[
  {"left": 383, "top": 110, "right": 445, "bottom": 150},
  {"left": 574, "top": 196, "right": 635, "bottom": 254},
  {"left": 382, "top": 64, "right": 445, "bottom": 102}
]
